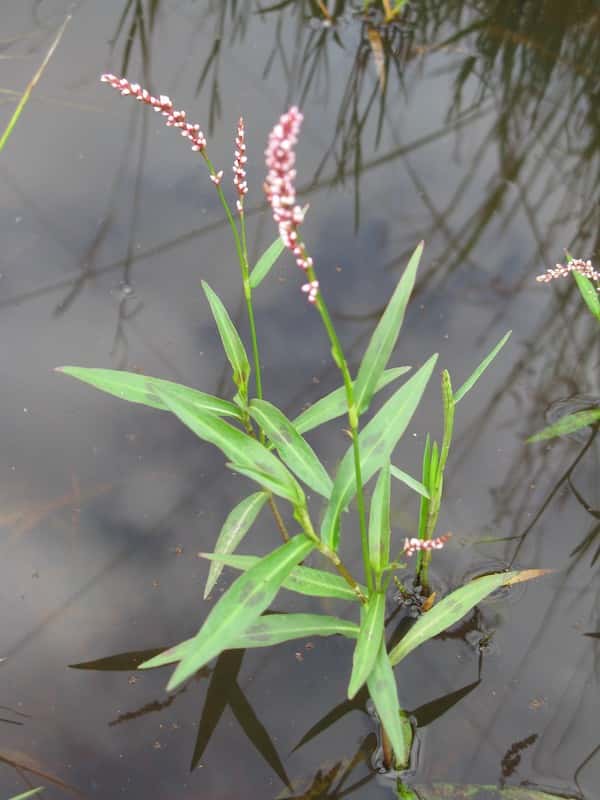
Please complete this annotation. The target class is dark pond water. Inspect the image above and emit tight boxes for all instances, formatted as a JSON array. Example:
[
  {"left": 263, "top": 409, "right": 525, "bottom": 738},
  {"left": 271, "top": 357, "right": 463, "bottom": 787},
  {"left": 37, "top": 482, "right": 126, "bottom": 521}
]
[{"left": 1, "top": 1, "right": 599, "bottom": 798}]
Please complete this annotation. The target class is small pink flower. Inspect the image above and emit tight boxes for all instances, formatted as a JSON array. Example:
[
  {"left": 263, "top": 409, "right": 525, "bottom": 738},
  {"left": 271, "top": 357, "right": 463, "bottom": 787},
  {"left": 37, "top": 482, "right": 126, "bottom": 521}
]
[
  {"left": 210, "top": 170, "right": 224, "bottom": 186},
  {"left": 301, "top": 280, "right": 319, "bottom": 304},
  {"left": 536, "top": 257, "right": 599, "bottom": 285},
  {"left": 403, "top": 533, "right": 452, "bottom": 558},
  {"left": 233, "top": 117, "right": 248, "bottom": 204},
  {"left": 100, "top": 74, "right": 207, "bottom": 154},
  {"left": 265, "top": 107, "right": 315, "bottom": 300}
]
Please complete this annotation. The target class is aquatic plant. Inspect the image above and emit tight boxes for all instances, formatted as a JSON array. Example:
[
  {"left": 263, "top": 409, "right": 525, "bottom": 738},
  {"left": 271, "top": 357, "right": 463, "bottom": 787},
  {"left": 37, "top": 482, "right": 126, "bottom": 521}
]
[
  {"left": 58, "top": 75, "right": 546, "bottom": 770},
  {"left": 529, "top": 255, "right": 600, "bottom": 443}
]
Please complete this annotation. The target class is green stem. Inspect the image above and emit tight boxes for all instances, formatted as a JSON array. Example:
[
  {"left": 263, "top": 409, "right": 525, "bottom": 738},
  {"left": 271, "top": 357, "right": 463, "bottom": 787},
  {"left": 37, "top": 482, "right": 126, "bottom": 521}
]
[
  {"left": 202, "top": 154, "right": 264, "bottom": 405},
  {"left": 309, "top": 272, "right": 373, "bottom": 593}
]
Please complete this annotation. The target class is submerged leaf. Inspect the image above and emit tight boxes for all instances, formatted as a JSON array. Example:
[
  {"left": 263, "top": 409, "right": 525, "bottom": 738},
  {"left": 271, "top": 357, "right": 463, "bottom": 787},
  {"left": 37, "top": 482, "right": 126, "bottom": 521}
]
[{"left": 527, "top": 409, "right": 600, "bottom": 442}]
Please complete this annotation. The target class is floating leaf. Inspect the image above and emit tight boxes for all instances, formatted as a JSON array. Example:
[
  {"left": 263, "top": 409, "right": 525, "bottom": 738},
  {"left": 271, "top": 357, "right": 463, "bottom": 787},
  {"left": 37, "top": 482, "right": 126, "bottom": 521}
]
[
  {"left": 322, "top": 354, "right": 437, "bottom": 548},
  {"left": 57, "top": 367, "right": 240, "bottom": 418},
  {"left": 199, "top": 552, "right": 364, "bottom": 602},
  {"left": 250, "top": 400, "right": 332, "bottom": 497},
  {"left": 293, "top": 367, "right": 410, "bottom": 435},
  {"left": 348, "top": 592, "right": 385, "bottom": 699},
  {"left": 453, "top": 331, "right": 511, "bottom": 405},
  {"left": 366, "top": 642, "right": 411, "bottom": 768},
  {"left": 406, "top": 784, "right": 579, "bottom": 800},
  {"left": 354, "top": 242, "right": 423, "bottom": 415},
  {"left": 389, "top": 570, "right": 546, "bottom": 667},
  {"left": 527, "top": 409, "right": 600, "bottom": 442},
  {"left": 204, "top": 492, "right": 269, "bottom": 599},
  {"left": 152, "top": 384, "right": 304, "bottom": 506},
  {"left": 249, "top": 237, "right": 286, "bottom": 289},
  {"left": 161, "top": 535, "right": 315, "bottom": 689},
  {"left": 369, "top": 463, "right": 391, "bottom": 574},
  {"left": 202, "top": 281, "right": 251, "bottom": 401},
  {"left": 390, "top": 465, "right": 429, "bottom": 499}
]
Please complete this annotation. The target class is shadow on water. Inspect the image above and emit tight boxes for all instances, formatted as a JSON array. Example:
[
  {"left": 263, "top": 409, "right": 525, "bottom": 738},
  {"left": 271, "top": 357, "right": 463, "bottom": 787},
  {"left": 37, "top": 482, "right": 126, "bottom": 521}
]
[{"left": 1, "top": 0, "right": 599, "bottom": 798}]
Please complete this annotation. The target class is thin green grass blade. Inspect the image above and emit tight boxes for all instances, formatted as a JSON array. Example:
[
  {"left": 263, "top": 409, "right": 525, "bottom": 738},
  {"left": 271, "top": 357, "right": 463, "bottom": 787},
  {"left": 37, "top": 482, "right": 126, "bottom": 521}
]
[
  {"left": 0, "top": 15, "right": 70, "bottom": 153},
  {"left": 354, "top": 242, "right": 423, "bottom": 414},
  {"left": 293, "top": 367, "right": 410, "bottom": 435},
  {"left": 204, "top": 492, "right": 269, "bottom": 599},
  {"left": 202, "top": 281, "right": 251, "bottom": 400},
  {"left": 453, "top": 330, "right": 511, "bottom": 404},
  {"left": 389, "top": 570, "right": 545, "bottom": 666},
  {"left": 321, "top": 355, "right": 438, "bottom": 549},
  {"left": 198, "top": 552, "right": 364, "bottom": 602},
  {"left": 573, "top": 270, "right": 600, "bottom": 322},
  {"left": 390, "top": 465, "right": 429, "bottom": 499},
  {"left": 527, "top": 409, "right": 600, "bottom": 442},
  {"left": 164, "top": 535, "right": 315, "bottom": 689},
  {"left": 8, "top": 791, "right": 44, "bottom": 800},
  {"left": 348, "top": 592, "right": 385, "bottom": 698},
  {"left": 249, "top": 400, "right": 333, "bottom": 497},
  {"left": 369, "top": 463, "right": 391, "bottom": 573},
  {"left": 249, "top": 237, "right": 286, "bottom": 289},
  {"left": 57, "top": 367, "right": 240, "bottom": 418},
  {"left": 366, "top": 642, "right": 411, "bottom": 768},
  {"left": 153, "top": 383, "right": 304, "bottom": 506}
]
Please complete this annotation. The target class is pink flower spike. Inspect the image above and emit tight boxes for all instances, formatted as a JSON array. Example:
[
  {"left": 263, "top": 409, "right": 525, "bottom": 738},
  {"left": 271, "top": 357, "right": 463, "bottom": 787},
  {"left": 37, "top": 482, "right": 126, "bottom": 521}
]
[
  {"left": 403, "top": 533, "right": 452, "bottom": 558},
  {"left": 100, "top": 74, "right": 206, "bottom": 154},
  {"left": 210, "top": 170, "right": 224, "bottom": 186},
  {"left": 301, "top": 280, "right": 319, "bottom": 304},
  {"left": 233, "top": 117, "right": 248, "bottom": 204},
  {"left": 536, "top": 257, "right": 599, "bottom": 284}
]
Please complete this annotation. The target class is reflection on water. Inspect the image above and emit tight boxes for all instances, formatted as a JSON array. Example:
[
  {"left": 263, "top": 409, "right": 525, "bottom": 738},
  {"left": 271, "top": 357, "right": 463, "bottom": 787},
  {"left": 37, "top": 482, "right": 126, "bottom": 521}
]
[{"left": 1, "top": 0, "right": 599, "bottom": 797}]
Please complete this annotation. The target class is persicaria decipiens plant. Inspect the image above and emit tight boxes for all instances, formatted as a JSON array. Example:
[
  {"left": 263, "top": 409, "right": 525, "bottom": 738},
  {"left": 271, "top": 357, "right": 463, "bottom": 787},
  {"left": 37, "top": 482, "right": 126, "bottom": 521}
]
[{"left": 59, "top": 75, "right": 545, "bottom": 773}]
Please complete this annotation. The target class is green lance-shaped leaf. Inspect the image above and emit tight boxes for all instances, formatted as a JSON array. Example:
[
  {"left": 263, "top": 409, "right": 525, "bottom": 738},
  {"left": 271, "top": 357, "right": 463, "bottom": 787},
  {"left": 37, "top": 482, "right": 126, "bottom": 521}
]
[
  {"left": 369, "top": 463, "right": 391, "bottom": 574},
  {"left": 366, "top": 642, "right": 412, "bottom": 769},
  {"left": 348, "top": 591, "right": 386, "bottom": 699},
  {"left": 226, "top": 462, "right": 303, "bottom": 506},
  {"left": 527, "top": 408, "right": 600, "bottom": 442},
  {"left": 202, "top": 281, "right": 251, "bottom": 402},
  {"left": 390, "top": 465, "right": 430, "bottom": 499},
  {"left": 573, "top": 270, "right": 600, "bottom": 322},
  {"left": 140, "top": 614, "right": 359, "bottom": 669},
  {"left": 354, "top": 241, "right": 423, "bottom": 415},
  {"left": 293, "top": 366, "right": 410, "bottom": 435},
  {"left": 453, "top": 330, "right": 511, "bottom": 405},
  {"left": 163, "top": 535, "right": 315, "bottom": 689},
  {"left": 199, "top": 552, "right": 364, "bottom": 602},
  {"left": 389, "top": 570, "right": 547, "bottom": 667},
  {"left": 250, "top": 399, "right": 333, "bottom": 498},
  {"left": 57, "top": 367, "right": 240, "bottom": 419},
  {"left": 204, "top": 492, "right": 269, "bottom": 599},
  {"left": 8, "top": 791, "right": 45, "bottom": 800},
  {"left": 153, "top": 383, "right": 304, "bottom": 507},
  {"left": 321, "top": 354, "right": 438, "bottom": 549},
  {"left": 249, "top": 236, "right": 286, "bottom": 289}
]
